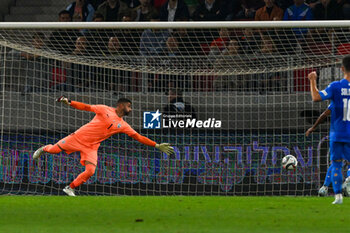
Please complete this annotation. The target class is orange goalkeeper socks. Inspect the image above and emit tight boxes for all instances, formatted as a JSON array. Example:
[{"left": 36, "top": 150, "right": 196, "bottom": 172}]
[{"left": 69, "top": 164, "right": 96, "bottom": 189}]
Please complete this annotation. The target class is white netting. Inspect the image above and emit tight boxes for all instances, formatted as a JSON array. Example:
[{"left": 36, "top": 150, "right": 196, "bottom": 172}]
[{"left": 0, "top": 21, "right": 346, "bottom": 196}]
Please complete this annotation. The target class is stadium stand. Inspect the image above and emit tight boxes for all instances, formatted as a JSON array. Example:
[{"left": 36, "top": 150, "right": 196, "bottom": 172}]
[{"left": 5, "top": 0, "right": 72, "bottom": 22}]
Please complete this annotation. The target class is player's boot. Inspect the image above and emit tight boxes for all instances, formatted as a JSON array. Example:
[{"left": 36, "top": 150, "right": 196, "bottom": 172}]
[
  {"left": 344, "top": 177, "right": 350, "bottom": 196},
  {"left": 33, "top": 146, "right": 45, "bottom": 160},
  {"left": 318, "top": 186, "right": 328, "bottom": 196},
  {"left": 63, "top": 186, "right": 76, "bottom": 197},
  {"left": 332, "top": 194, "right": 343, "bottom": 205}
]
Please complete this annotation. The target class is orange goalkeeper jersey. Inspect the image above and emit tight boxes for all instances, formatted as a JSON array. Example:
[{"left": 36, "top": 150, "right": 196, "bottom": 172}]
[{"left": 70, "top": 101, "right": 156, "bottom": 148}]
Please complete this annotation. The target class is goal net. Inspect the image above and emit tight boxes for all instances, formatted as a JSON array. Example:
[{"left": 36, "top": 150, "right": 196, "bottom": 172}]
[{"left": 0, "top": 21, "right": 345, "bottom": 196}]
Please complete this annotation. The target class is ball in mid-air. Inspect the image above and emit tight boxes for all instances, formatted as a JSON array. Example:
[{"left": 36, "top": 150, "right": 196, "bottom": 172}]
[{"left": 282, "top": 155, "right": 298, "bottom": 170}]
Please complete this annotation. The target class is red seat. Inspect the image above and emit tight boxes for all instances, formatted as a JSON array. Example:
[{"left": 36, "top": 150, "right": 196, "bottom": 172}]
[
  {"left": 337, "top": 43, "right": 350, "bottom": 55},
  {"left": 293, "top": 68, "right": 316, "bottom": 92}
]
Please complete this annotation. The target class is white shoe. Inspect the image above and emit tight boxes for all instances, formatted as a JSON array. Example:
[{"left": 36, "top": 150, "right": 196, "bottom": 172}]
[
  {"left": 318, "top": 186, "right": 328, "bottom": 196},
  {"left": 33, "top": 146, "right": 45, "bottom": 160},
  {"left": 63, "top": 186, "right": 76, "bottom": 197},
  {"left": 345, "top": 177, "right": 350, "bottom": 196},
  {"left": 332, "top": 194, "right": 343, "bottom": 205}
]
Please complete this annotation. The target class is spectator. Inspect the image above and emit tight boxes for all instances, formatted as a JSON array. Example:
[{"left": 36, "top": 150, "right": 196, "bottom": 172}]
[
  {"left": 172, "top": 26, "right": 202, "bottom": 55},
  {"left": 236, "top": 0, "right": 265, "bottom": 19},
  {"left": 313, "top": 0, "right": 343, "bottom": 20},
  {"left": 14, "top": 33, "right": 45, "bottom": 62},
  {"left": 283, "top": 0, "right": 313, "bottom": 38},
  {"left": 134, "top": 0, "right": 158, "bottom": 21},
  {"left": 260, "top": 35, "right": 277, "bottom": 54},
  {"left": 255, "top": 0, "right": 284, "bottom": 20},
  {"left": 140, "top": 14, "right": 170, "bottom": 55},
  {"left": 113, "top": 11, "right": 141, "bottom": 55},
  {"left": 71, "top": 37, "right": 90, "bottom": 91},
  {"left": 96, "top": 0, "right": 130, "bottom": 21},
  {"left": 184, "top": 0, "right": 199, "bottom": 15},
  {"left": 224, "top": 0, "right": 242, "bottom": 20},
  {"left": 209, "top": 28, "right": 230, "bottom": 57},
  {"left": 163, "top": 88, "right": 197, "bottom": 119},
  {"left": 4, "top": 33, "right": 44, "bottom": 92},
  {"left": 66, "top": 0, "right": 95, "bottom": 21},
  {"left": 239, "top": 28, "right": 260, "bottom": 55},
  {"left": 283, "top": 0, "right": 313, "bottom": 20},
  {"left": 192, "top": 0, "right": 227, "bottom": 21},
  {"left": 107, "top": 37, "right": 121, "bottom": 55},
  {"left": 160, "top": 0, "right": 190, "bottom": 21},
  {"left": 166, "top": 37, "right": 180, "bottom": 56},
  {"left": 73, "top": 36, "right": 89, "bottom": 55},
  {"left": 213, "top": 39, "right": 241, "bottom": 91},
  {"left": 85, "top": 13, "right": 111, "bottom": 55},
  {"left": 223, "top": 39, "right": 240, "bottom": 55},
  {"left": 48, "top": 10, "right": 80, "bottom": 54},
  {"left": 58, "top": 9, "right": 72, "bottom": 22}
]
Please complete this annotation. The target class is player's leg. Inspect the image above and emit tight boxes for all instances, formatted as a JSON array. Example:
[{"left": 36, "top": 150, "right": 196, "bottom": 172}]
[
  {"left": 33, "top": 135, "right": 77, "bottom": 160},
  {"left": 63, "top": 149, "right": 98, "bottom": 196},
  {"left": 319, "top": 163, "right": 332, "bottom": 196},
  {"left": 33, "top": 143, "right": 62, "bottom": 160},
  {"left": 63, "top": 161, "right": 96, "bottom": 197},
  {"left": 342, "top": 144, "right": 350, "bottom": 196},
  {"left": 329, "top": 142, "right": 343, "bottom": 204}
]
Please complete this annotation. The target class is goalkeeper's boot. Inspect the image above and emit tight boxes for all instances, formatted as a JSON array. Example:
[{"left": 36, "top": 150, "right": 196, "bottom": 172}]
[
  {"left": 318, "top": 186, "right": 328, "bottom": 197},
  {"left": 332, "top": 194, "right": 343, "bottom": 205},
  {"left": 63, "top": 186, "right": 76, "bottom": 197},
  {"left": 33, "top": 146, "right": 45, "bottom": 160}
]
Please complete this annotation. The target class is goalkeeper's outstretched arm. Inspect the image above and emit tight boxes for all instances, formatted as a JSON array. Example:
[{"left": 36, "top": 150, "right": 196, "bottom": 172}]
[
  {"left": 305, "top": 108, "right": 331, "bottom": 137},
  {"left": 56, "top": 96, "right": 94, "bottom": 112},
  {"left": 129, "top": 133, "right": 174, "bottom": 156}
]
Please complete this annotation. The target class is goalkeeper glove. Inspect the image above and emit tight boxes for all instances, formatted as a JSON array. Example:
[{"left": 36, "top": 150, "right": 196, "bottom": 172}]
[
  {"left": 56, "top": 95, "right": 71, "bottom": 105},
  {"left": 155, "top": 143, "right": 174, "bottom": 155}
]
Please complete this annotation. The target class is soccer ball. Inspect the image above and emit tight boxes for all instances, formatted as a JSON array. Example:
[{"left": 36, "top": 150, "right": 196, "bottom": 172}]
[{"left": 282, "top": 155, "right": 298, "bottom": 170}]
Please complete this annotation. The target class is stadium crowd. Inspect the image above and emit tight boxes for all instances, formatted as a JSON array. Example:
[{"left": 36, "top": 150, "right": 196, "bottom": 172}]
[{"left": 5, "top": 0, "right": 350, "bottom": 93}]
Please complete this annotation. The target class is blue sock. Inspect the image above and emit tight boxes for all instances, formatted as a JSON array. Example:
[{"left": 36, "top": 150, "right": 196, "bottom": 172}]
[
  {"left": 347, "top": 165, "right": 350, "bottom": 178},
  {"left": 323, "top": 164, "right": 333, "bottom": 187},
  {"left": 331, "top": 161, "right": 343, "bottom": 194}
]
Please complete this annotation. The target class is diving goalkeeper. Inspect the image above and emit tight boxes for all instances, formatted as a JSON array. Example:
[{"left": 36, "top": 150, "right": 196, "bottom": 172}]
[{"left": 33, "top": 96, "right": 174, "bottom": 196}]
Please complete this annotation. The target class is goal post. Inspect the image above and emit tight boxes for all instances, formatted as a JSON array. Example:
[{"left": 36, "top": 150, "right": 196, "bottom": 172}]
[{"left": 0, "top": 21, "right": 345, "bottom": 195}]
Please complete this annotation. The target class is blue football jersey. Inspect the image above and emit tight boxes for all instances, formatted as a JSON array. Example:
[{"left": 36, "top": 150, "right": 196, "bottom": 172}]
[
  {"left": 327, "top": 102, "right": 333, "bottom": 111},
  {"left": 319, "top": 79, "right": 350, "bottom": 142}
]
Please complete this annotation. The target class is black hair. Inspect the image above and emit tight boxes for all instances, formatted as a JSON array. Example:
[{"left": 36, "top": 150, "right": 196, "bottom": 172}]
[
  {"left": 342, "top": 55, "right": 350, "bottom": 72},
  {"left": 117, "top": 98, "right": 132, "bottom": 105},
  {"left": 59, "top": 10, "right": 71, "bottom": 17}
]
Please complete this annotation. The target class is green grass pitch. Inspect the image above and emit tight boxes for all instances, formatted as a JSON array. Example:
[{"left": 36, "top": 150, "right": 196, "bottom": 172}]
[{"left": 1, "top": 196, "right": 349, "bottom": 233}]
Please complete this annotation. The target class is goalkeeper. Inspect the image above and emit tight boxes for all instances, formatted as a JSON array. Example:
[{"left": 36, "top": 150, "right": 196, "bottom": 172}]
[{"left": 33, "top": 97, "right": 174, "bottom": 196}]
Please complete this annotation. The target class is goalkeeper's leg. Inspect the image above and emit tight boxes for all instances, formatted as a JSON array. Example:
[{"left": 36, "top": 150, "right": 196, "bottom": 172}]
[
  {"left": 33, "top": 143, "right": 62, "bottom": 160},
  {"left": 33, "top": 135, "right": 78, "bottom": 160},
  {"left": 63, "top": 161, "right": 96, "bottom": 197}
]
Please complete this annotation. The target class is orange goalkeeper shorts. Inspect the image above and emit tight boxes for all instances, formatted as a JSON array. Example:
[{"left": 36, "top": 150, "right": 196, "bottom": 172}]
[{"left": 57, "top": 134, "right": 99, "bottom": 166}]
